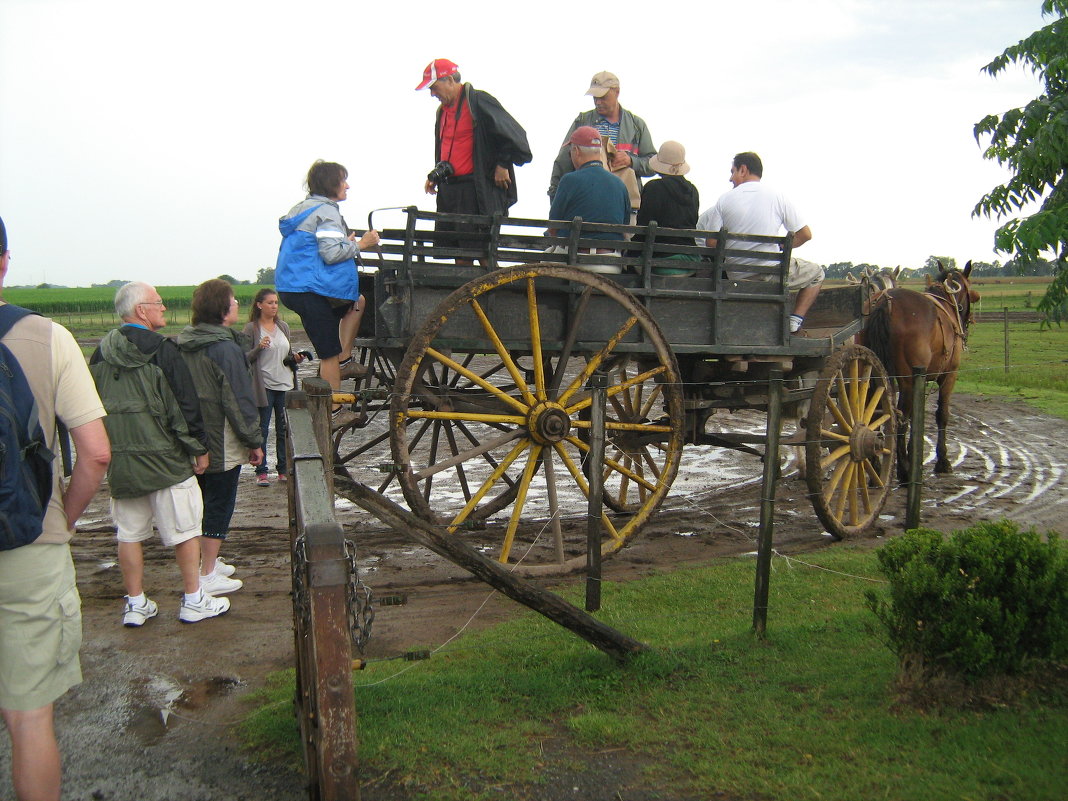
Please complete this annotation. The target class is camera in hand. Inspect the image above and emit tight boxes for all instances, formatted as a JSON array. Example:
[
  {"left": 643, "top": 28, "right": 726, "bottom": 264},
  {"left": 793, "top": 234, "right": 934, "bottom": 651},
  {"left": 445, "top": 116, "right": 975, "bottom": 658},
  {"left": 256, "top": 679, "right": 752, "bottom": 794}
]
[
  {"left": 427, "top": 160, "right": 454, "bottom": 184},
  {"left": 284, "top": 350, "right": 315, "bottom": 368}
]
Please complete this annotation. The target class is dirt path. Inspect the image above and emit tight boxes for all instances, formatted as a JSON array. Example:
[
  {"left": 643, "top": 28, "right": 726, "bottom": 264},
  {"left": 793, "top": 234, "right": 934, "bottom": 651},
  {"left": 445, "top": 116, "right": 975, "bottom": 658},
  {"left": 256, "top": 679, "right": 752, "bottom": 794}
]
[{"left": 2, "top": 392, "right": 1066, "bottom": 800}]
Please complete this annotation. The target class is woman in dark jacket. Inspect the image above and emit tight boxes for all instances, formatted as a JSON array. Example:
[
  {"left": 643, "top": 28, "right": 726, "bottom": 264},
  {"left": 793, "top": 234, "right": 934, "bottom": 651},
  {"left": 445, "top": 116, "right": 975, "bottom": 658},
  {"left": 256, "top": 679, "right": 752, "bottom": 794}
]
[
  {"left": 242, "top": 288, "right": 304, "bottom": 487},
  {"left": 177, "top": 279, "right": 263, "bottom": 596},
  {"left": 634, "top": 140, "right": 700, "bottom": 275}
]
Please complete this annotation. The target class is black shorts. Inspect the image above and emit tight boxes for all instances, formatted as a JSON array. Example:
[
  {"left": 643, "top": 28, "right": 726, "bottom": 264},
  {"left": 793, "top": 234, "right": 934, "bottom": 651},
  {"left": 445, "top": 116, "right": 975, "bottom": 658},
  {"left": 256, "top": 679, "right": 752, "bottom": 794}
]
[
  {"left": 278, "top": 291, "right": 353, "bottom": 360},
  {"left": 436, "top": 178, "right": 484, "bottom": 253}
]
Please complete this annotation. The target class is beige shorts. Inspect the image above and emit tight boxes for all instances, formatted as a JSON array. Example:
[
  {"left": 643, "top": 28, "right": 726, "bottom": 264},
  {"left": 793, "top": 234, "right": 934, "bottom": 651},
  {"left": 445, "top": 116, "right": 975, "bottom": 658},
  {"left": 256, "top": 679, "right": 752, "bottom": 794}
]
[
  {"left": 788, "top": 257, "right": 825, "bottom": 290},
  {"left": 0, "top": 544, "right": 82, "bottom": 711},
  {"left": 113, "top": 475, "right": 203, "bottom": 547}
]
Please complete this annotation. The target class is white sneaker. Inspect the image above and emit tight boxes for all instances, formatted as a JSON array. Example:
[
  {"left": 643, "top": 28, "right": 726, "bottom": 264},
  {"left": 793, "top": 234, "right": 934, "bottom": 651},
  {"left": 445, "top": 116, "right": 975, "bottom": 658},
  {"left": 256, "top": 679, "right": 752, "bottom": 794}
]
[
  {"left": 123, "top": 596, "right": 158, "bottom": 627},
  {"left": 214, "top": 557, "right": 236, "bottom": 578},
  {"left": 179, "top": 592, "right": 230, "bottom": 623},
  {"left": 200, "top": 572, "right": 243, "bottom": 595}
]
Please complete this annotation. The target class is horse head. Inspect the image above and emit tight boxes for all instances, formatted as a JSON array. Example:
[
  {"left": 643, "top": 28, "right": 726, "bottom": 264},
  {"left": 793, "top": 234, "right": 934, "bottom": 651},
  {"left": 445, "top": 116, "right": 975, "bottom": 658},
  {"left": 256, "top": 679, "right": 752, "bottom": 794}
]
[{"left": 936, "top": 261, "right": 980, "bottom": 328}]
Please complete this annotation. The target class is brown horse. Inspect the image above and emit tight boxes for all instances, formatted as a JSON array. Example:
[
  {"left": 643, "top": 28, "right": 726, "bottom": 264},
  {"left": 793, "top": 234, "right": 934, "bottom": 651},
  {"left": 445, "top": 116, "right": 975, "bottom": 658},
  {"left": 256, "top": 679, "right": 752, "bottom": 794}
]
[{"left": 860, "top": 262, "right": 980, "bottom": 482}]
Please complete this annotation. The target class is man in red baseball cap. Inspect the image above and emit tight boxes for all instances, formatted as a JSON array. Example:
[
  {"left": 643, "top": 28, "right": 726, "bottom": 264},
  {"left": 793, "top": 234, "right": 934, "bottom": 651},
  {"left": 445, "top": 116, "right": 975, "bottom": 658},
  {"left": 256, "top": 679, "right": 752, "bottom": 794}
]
[
  {"left": 415, "top": 58, "right": 532, "bottom": 264},
  {"left": 546, "top": 126, "right": 630, "bottom": 255}
]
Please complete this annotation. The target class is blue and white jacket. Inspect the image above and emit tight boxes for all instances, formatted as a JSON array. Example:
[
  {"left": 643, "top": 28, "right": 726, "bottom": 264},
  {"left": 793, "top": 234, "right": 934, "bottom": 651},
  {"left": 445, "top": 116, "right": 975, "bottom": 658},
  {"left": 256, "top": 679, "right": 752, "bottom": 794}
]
[{"left": 276, "top": 195, "right": 361, "bottom": 301}]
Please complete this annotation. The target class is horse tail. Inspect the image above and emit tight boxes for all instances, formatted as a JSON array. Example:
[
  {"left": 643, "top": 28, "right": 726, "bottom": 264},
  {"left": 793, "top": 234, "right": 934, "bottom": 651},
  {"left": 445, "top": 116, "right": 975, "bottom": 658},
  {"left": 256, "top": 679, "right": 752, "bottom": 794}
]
[{"left": 865, "top": 299, "right": 896, "bottom": 390}]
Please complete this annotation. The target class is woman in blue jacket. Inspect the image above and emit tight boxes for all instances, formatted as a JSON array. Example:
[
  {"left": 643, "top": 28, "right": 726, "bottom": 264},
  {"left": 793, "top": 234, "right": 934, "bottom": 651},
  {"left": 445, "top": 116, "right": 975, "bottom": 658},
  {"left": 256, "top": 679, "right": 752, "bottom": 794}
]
[{"left": 276, "top": 160, "right": 378, "bottom": 429}]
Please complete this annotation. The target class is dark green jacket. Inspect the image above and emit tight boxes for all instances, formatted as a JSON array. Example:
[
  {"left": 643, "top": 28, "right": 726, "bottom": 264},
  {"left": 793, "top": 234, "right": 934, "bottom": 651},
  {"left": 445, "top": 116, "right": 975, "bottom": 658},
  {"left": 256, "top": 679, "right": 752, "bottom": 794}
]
[
  {"left": 90, "top": 328, "right": 201, "bottom": 498},
  {"left": 176, "top": 324, "right": 261, "bottom": 473}
]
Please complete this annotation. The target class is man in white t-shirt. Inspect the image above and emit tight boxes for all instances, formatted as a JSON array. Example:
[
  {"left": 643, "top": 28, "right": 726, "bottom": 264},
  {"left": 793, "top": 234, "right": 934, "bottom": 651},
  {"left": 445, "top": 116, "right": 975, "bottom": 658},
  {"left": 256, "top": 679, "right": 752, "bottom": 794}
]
[{"left": 698, "top": 152, "right": 824, "bottom": 334}]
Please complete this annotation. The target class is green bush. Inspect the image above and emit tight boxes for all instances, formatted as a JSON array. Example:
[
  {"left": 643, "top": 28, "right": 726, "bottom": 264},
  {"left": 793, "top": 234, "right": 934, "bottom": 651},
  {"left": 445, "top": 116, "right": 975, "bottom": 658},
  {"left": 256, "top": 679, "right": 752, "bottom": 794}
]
[{"left": 865, "top": 521, "right": 1068, "bottom": 680}]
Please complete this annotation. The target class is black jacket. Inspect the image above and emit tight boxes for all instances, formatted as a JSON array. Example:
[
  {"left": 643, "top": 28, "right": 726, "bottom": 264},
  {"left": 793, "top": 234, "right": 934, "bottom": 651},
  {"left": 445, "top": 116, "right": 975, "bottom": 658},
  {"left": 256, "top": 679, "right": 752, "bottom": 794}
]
[
  {"left": 435, "top": 84, "right": 532, "bottom": 216},
  {"left": 634, "top": 175, "right": 701, "bottom": 251}
]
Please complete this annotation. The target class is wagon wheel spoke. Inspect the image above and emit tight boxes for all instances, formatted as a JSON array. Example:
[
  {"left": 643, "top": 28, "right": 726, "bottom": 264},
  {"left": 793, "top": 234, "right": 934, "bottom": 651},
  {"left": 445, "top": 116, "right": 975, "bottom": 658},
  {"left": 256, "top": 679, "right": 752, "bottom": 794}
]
[
  {"left": 542, "top": 449, "right": 565, "bottom": 563},
  {"left": 391, "top": 265, "right": 683, "bottom": 575},
  {"left": 806, "top": 344, "right": 897, "bottom": 540}
]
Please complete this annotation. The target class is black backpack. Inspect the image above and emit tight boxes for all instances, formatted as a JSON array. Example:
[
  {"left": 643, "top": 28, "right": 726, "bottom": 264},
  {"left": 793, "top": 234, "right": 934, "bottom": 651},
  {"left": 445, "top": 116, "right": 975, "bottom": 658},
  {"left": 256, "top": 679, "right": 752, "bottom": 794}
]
[{"left": 0, "top": 304, "right": 55, "bottom": 550}]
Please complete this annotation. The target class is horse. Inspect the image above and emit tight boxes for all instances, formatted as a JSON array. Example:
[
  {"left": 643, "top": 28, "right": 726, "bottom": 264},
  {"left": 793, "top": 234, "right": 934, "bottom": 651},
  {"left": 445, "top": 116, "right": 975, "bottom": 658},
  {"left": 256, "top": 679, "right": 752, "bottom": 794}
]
[{"left": 860, "top": 262, "right": 980, "bottom": 482}]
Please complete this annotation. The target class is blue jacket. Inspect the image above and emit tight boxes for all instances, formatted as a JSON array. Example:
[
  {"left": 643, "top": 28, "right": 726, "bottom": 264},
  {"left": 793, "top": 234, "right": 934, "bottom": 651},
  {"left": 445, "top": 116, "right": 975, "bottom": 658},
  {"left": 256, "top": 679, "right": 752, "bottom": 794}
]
[{"left": 276, "top": 195, "right": 361, "bottom": 301}]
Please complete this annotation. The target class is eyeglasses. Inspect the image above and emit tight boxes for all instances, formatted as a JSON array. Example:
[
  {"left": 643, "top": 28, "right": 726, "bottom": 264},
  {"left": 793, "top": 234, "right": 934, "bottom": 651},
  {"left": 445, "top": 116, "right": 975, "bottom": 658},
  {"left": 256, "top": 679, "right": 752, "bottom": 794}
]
[
  {"left": 139, "top": 301, "right": 164, "bottom": 307},
  {"left": 230, "top": 299, "right": 239, "bottom": 307}
]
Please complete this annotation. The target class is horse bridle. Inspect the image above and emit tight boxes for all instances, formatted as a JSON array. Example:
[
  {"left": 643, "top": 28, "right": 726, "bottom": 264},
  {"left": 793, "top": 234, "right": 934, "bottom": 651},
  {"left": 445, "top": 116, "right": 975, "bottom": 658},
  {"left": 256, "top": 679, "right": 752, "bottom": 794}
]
[{"left": 928, "top": 272, "right": 973, "bottom": 342}]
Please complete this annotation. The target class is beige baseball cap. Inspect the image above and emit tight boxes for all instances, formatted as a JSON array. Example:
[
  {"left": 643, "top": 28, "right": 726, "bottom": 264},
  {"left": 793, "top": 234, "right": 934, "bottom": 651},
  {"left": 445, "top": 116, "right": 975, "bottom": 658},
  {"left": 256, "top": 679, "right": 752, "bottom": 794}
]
[{"left": 585, "top": 71, "right": 620, "bottom": 97}]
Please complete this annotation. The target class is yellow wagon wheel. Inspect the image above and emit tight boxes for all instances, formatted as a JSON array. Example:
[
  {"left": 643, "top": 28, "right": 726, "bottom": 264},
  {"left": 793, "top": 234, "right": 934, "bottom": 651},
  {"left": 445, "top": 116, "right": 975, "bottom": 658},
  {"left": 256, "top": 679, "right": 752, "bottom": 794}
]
[
  {"left": 390, "top": 265, "right": 684, "bottom": 575},
  {"left": 804, "top": 343, "right": 897, "bottom": 539}
]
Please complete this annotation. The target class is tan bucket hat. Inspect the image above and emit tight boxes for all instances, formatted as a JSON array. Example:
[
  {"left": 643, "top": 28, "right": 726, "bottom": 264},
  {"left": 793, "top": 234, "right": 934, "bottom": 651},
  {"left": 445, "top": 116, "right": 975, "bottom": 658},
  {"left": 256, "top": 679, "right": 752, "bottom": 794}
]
[{"left": 648, "top": 141, "right": 690, "bottom": 176}]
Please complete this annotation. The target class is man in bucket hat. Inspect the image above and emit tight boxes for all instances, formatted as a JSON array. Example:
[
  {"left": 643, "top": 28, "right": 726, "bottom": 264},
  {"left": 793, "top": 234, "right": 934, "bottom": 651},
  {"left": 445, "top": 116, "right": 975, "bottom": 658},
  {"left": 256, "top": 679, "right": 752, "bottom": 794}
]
[
  {"left": 416, "top": 58, "right": 532, "bottom": 265},
  {"left": 548, "top": 71, "right": 656, "bottom": 208}
]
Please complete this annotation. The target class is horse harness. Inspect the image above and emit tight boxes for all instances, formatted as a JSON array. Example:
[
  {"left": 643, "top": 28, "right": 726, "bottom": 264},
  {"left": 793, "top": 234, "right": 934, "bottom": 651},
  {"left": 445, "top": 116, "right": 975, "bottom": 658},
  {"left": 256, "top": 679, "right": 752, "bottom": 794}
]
[{"left": 923, "top": 278, "right": 973, "bottom": 357}]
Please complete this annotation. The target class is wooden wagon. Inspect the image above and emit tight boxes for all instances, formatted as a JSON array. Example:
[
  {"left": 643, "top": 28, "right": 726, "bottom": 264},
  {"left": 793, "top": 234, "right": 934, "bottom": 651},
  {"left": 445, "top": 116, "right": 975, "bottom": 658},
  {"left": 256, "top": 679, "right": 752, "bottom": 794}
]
[{"left": 332, "top": 207, "right": 896, "bottom": 575}]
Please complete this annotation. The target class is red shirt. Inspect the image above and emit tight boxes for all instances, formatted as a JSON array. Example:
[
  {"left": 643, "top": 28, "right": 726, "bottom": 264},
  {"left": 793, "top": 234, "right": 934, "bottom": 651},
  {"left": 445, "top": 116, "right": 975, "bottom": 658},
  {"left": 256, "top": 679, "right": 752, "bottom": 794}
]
[{"left": 438, "top": 98, "right": 475, "bottom": 177}]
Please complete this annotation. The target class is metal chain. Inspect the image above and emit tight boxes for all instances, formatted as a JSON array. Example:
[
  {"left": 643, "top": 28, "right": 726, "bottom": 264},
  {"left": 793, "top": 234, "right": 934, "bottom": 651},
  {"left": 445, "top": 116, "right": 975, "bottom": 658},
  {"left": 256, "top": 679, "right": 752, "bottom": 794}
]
[
  {"left": 292, "top": 534, "right": 310, "bottom": 634},
  {"left": 344, "top": 539, "right": 375, "bottom": 653}
]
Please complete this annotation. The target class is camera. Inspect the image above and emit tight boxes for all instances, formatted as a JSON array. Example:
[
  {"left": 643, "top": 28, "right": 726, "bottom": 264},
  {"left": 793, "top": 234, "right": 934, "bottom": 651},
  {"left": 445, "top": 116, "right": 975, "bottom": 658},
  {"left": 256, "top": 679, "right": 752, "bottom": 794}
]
[
  {"left": 283, "top": 350, "right": 315, "bottom": 369},
  {"left": 427, "top": 160, "right": 454, "bottom": 184}
]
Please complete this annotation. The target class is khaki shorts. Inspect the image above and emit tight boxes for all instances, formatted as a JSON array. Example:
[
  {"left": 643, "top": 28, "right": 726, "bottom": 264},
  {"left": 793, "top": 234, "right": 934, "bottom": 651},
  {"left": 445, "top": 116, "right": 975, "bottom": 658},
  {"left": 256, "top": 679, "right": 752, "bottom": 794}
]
[
  {"left": 0, "top": 544, "right": 82, "bottom": 711},
  {"left": 788, "top": 257, "right": 825, "bottom": 290},
  {"left": 113, "top": 475, "right": 203, "bottom": 547}
]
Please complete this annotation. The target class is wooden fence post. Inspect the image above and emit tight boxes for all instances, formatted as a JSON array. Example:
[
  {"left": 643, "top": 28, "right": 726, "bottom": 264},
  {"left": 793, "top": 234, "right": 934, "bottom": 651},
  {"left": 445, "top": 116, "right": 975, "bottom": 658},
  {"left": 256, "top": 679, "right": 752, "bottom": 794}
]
[
  {"left": 753, "top": 369, "right": 783, "bottom": 637},
  {"left": 287, "top": 390, "right": 360, "bottom": 801},
  {"left": 586, "top": 372, "right": 608, "bottom": 612},
  {"left": 905, "top": 366, "right": 926, "bottom": 531}
]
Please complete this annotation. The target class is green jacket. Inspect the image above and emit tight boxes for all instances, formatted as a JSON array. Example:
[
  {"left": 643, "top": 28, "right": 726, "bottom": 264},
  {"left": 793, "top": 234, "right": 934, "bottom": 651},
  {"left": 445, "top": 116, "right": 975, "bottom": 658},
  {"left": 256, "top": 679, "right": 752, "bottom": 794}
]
[
  {"left": 176, "top": 323, "right": 262, "bottom": 473},
  {"left": 548, "top": 106, "right": 656, "bottom": 200},
  {"left": 90, "top": 328, "right": 201, "bottom": 498}
]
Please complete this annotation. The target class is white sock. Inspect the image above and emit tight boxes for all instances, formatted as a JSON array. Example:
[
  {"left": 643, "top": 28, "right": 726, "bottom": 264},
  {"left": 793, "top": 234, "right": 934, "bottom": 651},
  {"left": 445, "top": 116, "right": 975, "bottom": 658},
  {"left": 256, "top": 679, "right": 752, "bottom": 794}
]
[
  {"left": 128, "top": 593, "right": 147, "bottom": 606},
  {"left": 789, "top": 314, "right": 804, "bottom": 333},
  {"left": 185, "top": 589, "right": 205, "bottom": 604}
]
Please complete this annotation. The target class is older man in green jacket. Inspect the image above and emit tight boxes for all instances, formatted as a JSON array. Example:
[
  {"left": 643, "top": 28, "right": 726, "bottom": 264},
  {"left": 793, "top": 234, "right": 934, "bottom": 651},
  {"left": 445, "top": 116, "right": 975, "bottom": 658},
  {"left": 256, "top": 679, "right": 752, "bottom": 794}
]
[
  {"left": 548, "top": 71, "right": 656, "bottom": 207},
  {"left": 90, "top": 282, "right": 230, "bottom": 627}
]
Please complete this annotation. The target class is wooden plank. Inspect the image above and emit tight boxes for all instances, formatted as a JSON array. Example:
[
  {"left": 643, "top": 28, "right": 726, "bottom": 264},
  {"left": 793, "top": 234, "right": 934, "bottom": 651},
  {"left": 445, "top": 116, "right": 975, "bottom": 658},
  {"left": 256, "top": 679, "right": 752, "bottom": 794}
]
[{"left": 334, "top": 477, "right": 650, "bottom": 663}]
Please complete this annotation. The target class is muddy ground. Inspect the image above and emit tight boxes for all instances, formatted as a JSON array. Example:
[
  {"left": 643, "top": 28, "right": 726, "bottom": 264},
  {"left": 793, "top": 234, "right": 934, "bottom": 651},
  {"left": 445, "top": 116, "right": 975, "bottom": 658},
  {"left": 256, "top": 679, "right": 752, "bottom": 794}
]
[{"left": 2, "top": 386, "right": 1066, "bottom": 800}]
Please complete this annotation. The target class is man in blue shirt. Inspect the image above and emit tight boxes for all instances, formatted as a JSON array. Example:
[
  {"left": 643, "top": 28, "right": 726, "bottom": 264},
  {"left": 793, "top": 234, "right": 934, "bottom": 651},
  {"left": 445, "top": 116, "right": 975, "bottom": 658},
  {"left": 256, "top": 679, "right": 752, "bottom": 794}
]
[{"left": 548, "top": 126, "right": 630, "bottom": 241}]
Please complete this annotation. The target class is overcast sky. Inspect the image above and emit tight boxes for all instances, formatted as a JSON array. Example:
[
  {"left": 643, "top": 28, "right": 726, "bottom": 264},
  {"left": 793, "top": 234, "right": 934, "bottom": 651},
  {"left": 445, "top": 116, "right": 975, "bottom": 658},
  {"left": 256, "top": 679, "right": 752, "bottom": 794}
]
[{"left": 0, "top": 0, "right": 1050, "bottom": 288}]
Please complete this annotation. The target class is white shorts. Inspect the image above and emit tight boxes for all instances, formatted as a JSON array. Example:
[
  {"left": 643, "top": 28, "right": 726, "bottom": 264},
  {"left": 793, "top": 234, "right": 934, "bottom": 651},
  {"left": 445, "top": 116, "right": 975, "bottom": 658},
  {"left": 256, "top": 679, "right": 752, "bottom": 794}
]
[
  {"left": 788, "top": 257, "right": 825, "bottom": 290},
  {"left": 112, "top": 476, "right": 203, "bottom": 547}
]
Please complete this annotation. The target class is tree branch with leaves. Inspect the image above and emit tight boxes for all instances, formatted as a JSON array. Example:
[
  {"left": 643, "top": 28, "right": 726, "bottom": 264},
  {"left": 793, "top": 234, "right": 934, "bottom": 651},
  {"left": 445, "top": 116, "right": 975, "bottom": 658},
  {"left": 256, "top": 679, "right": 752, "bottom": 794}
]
[{"left": 974, "top": 0, "right": 1068, "bottom": 323}]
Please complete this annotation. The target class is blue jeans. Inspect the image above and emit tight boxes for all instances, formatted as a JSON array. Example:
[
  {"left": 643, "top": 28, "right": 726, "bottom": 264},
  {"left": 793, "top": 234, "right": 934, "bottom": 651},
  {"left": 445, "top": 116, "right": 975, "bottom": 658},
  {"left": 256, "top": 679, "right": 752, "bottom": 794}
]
[
  {"left": 197, "top": 466, "right": 241, "bottom": 539},
  {"left": 257, "top": 389, "right": 288, "bottom": 475}
]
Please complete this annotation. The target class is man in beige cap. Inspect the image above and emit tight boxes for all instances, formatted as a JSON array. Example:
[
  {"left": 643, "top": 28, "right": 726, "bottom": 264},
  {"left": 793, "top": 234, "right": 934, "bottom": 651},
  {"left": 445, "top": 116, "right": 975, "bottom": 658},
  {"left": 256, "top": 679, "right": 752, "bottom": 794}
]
[{"left": 548, "top": 71, "right": 656, "bottom": 206}]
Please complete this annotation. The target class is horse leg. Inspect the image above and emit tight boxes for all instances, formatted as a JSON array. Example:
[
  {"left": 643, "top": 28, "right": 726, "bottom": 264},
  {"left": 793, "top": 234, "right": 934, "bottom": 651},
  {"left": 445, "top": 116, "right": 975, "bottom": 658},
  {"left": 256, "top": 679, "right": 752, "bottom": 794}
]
[{"left": 934, "top": 374, "right": 956, "bottom": 474}]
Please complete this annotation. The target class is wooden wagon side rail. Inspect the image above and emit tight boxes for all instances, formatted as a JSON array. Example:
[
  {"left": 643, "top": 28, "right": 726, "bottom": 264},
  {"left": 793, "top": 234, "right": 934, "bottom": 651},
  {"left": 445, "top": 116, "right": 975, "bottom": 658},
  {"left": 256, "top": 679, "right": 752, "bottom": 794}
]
[{"left": 367, "top": 206, "right": 794, "bottom": 285}]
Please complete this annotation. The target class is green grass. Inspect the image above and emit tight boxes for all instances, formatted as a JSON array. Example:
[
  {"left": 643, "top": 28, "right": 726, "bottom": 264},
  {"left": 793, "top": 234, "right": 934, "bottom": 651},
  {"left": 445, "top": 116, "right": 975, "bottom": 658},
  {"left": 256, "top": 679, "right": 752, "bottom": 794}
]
[
  {"left": 956, "top": 319, "right": 1068, "bottom": 419},
  {"left": 238, "top": 549, "right": 1068, "bottom": 800},
  {"left": 2, "top": 284, "right": 273, "bottom": 315}
]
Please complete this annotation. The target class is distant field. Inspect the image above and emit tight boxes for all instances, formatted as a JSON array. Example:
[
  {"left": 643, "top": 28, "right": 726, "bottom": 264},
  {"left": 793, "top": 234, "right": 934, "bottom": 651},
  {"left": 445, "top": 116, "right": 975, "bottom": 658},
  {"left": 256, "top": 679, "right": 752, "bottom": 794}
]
[{"left": 2, "top": 284, "right": 273, "bottom": 315}]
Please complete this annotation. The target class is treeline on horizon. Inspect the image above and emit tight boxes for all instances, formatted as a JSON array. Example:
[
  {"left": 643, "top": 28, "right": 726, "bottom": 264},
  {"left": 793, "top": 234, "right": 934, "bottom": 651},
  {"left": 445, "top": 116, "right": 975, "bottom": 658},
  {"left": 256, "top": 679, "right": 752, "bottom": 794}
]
[{"left": 6, "top": 255, "right": 1061, "bottom": 316}]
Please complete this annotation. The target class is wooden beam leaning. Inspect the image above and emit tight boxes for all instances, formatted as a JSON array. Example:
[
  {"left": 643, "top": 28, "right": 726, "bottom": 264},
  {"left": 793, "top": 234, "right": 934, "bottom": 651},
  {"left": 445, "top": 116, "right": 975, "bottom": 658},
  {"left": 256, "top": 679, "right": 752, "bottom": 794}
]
[
  {"left": 287, "top": 391, "right": 361, "bottom": 801},
  {"left": 333, "top": 476, "right": 650, "bottom": 663}
]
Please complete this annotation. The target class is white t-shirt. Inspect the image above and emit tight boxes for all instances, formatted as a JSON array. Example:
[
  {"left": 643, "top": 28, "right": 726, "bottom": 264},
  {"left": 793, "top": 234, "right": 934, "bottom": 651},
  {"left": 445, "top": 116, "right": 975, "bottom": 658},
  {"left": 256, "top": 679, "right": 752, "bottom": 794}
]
[
  {"left": 258, "top": 325, "right": 294, "bottom": 392},
  {"left": 697, "top": 181, "right": 806, "bottom": 276}
]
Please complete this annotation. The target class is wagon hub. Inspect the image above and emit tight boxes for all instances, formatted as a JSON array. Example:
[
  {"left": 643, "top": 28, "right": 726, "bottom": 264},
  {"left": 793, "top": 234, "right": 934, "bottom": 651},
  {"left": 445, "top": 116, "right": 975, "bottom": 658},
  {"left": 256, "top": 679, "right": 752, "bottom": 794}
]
[
  {"left": 849, "top": 425, "right": 882, "bottom": 461},
  {"left": 528, "top": 402, "right": 572, "bottom": 444}
]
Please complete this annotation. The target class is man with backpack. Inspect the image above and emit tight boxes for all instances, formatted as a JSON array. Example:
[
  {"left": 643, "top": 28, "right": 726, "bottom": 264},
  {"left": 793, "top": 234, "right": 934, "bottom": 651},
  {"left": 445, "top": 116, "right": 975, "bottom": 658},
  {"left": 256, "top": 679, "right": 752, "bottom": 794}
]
[
  {"left": 89, "top": 282, "right": 232, "bottom": 626},
  {"left": 0, "top": 215, "right": 111, "bottom": 801}
]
